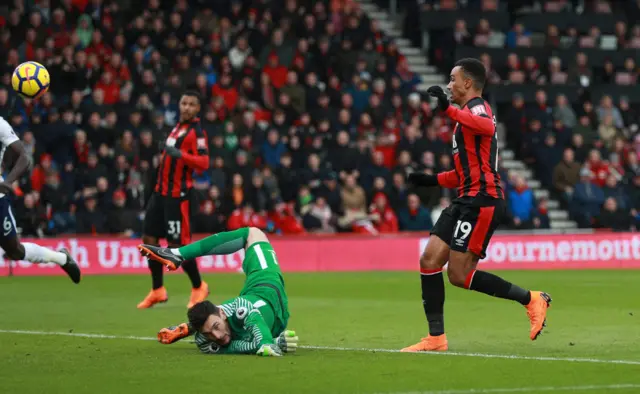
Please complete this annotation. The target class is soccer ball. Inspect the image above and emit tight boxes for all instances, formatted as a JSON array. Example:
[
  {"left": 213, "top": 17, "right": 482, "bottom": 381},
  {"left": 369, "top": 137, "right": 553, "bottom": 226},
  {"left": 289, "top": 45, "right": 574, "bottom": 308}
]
[{"left": 11, "top": 61, "right": 50, "bottom": 99}]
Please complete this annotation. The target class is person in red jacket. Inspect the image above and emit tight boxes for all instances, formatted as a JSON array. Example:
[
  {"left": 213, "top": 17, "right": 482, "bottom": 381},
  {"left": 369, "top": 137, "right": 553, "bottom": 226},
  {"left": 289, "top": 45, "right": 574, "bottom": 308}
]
[
  {"left": 227, "top": 203, "right": 268, "bottom": 231},
  {"left": 370, "top": 192, "right": 399, "bottom": 233},
  {"left": 262, "top": 53, "right": 288, "bottom": 89},
  {"left": 270, "top": 201, "right": 305, "bottom": 234},
  {"left": 30, "top": 153, "right": 53, "bottom": 193},
  {"left": 94, "top": 71, "right": 120, "bottom": 105},
  {"left": 586, "top": 149, "right": 611, "bottom": 187},
  {"left": 211, "top": 73, "right": 238, "bottom": 111}
]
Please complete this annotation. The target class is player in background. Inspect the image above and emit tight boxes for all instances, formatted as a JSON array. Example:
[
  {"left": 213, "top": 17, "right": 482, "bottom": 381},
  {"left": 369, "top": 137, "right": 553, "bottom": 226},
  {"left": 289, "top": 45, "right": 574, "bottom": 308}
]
[
  {"left": 138, "top": 227, "right": 297, "bottom": 357},
  {"left": 137, "top": 91, "right": 210, "bottom": 309},
  {"left": 402, "top": 59, "right": 551, "bottom": 352},
  {"left": 0, "top": 117, "right": 80, "bottom": 282}
]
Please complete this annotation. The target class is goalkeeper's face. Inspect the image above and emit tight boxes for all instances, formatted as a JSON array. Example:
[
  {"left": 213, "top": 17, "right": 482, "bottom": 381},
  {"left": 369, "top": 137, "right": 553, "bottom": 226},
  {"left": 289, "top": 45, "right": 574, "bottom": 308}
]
[{"left": 199, "top": 312, "right": 232, "bottom": 346}]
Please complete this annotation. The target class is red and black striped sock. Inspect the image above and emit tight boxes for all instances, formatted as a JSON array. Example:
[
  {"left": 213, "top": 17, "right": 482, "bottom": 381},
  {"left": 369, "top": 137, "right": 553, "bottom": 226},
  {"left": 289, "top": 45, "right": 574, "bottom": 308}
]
[
  {"left": 420, "top": 268, "right": 445, "bottom": 336},
  {"left": 466, "top": 270, "right": 531, "bottom": 306}
]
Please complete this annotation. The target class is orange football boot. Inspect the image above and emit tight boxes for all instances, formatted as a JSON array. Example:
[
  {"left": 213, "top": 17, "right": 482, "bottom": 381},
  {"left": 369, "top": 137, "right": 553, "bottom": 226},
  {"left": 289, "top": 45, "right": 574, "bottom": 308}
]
[
  {"left": 187, "top": 281, "right": 210, "bottom": 309},
  {"left": 526, "top": 291, "right": 552, "bottom": 340},
  {"left": 401, "top": 334, "right": 449, "bottom": 352},
  {"left": 158, "top": 323, "right": 191, "bottom": 344},
  {"left": 136, "top": 287, "right": 168, "bottom": 309}
]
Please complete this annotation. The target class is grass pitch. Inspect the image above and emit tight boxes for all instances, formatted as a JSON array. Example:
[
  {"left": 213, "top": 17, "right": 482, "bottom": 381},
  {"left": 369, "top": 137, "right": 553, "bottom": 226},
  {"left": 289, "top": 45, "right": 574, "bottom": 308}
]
[{"left": 1, "top": 271, "right": 639, "bottom": 394}]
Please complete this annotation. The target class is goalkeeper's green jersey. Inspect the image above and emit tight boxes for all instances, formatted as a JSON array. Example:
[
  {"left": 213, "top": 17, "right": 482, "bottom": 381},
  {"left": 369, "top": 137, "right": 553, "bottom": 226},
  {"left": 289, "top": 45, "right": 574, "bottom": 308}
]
[{"left": 195, "top": 242, "right": 290, "bottom": 354}]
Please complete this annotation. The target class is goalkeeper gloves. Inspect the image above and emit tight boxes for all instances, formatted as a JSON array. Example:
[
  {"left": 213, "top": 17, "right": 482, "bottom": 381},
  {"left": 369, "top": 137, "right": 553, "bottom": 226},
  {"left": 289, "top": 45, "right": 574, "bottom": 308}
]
[
  {"left": 276, "top": 330, "right": 298, "bottom": 353},
  {"left": 256, "top": 344, "right": 282, "bottom": 357}
]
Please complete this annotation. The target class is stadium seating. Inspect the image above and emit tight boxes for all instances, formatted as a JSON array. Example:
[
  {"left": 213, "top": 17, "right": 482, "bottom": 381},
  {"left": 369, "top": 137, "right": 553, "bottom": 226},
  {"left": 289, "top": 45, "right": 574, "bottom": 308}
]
[
  {"left": 401, "top": 0, "right": 639, "bottom": 231},
  {"left": 0, "top": 0, "right": 637, "bottom": 238}
]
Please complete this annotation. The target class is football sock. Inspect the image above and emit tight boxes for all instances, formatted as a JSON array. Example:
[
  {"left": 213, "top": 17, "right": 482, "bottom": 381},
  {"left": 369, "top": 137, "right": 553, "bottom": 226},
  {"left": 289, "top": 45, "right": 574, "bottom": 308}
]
[
  {"left": 181, "top": 258, "right": 202, "bottom": 288},
  {"left": 420, "top": 269, "right": 446, "bottom": 336},
  {"left": 22, "top": 243, "right": 67, "bottom": 266},
  {"left": 467, "top": 270, "right": 531, "bottom": 305},
  {"left": 175, "top": 227, "right": 249, "bottom": 260},
  {"left": 148, "top": 259, "right": 164, "bottom": 290}
]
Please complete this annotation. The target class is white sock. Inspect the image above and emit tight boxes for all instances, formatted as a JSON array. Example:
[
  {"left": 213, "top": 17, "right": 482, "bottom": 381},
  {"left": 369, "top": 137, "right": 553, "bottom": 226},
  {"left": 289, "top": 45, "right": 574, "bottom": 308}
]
[
  {"left": 170, "top": 248, "right": 182, "bottom": 256},
  {"left": 23, "top": 243, "right": 68, "bottom": 266}
]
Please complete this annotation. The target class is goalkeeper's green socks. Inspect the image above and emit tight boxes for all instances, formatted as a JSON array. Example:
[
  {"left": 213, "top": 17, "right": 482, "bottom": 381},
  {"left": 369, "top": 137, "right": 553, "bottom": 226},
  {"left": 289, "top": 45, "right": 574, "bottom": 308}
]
[{"left": 173, "top": 228, "right": 250, "bottom": 260}]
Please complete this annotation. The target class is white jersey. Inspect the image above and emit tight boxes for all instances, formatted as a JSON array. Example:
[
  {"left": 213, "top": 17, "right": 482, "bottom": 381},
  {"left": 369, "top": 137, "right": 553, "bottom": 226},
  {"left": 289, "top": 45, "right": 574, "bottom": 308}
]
[{"left": 0, "top": 117, "right": 20, "bottom": 198}]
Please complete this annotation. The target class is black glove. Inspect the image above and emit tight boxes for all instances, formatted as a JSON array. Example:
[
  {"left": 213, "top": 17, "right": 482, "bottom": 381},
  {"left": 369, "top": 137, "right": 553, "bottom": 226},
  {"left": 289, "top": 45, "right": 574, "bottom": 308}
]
[
  {"left": 164, "top": 146, "right": 182, "bottom": 158},
  {"left": 426, "top": 85, "right": 449, "bottom": 112},
  {"left": 407, "top": 172, "right": 439, "bottom": 188}
]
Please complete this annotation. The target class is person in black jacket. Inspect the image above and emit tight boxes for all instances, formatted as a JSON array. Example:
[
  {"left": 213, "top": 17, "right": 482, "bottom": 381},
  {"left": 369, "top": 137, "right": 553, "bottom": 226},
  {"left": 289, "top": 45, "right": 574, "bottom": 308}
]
[
  {"left": 76, "top": 195, "right": 106, "bottom": 234},
  {"left": 107, "top": 190, "right": 140, "bottom": 237}
]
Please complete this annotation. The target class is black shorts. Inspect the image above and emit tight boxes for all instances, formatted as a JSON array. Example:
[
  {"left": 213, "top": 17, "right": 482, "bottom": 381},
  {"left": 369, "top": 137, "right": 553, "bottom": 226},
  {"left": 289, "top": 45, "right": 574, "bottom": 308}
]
[
  {"left": 143, "top": 190, "right": 193, "bottom": 245},
  {"left": 431, "top": 196, "right": 505, "bottom": 259}
]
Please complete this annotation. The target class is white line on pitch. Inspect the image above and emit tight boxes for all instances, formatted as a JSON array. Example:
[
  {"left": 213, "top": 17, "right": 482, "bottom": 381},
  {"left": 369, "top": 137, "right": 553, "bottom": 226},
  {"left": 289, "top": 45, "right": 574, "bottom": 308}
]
[
  {"left": 1, "top": 329, "right": 639, "bottom": 366},
  {"left": 383, "top": 384, "right": 640, "bottom": 394}
]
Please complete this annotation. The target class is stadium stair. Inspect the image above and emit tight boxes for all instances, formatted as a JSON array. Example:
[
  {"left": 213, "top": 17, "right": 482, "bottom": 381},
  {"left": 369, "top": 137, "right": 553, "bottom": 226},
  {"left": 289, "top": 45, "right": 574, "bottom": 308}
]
[{"left": 357, "top": 0, "right": 578, "bottom": 231}]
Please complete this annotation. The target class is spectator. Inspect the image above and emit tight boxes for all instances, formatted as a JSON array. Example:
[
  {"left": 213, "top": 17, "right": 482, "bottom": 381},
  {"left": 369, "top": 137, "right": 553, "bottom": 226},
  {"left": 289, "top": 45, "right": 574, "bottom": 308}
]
[
  {"left": 261, "top": 129, "right": 286, "bottom": 168},
  {"left": 227, "top": 203, "right": 267, "bottom": 231},
  {"left": 552, "top": 94, "right": 577, "bottom": 128},
  {"left": 338, "top": 174, "right": 368, "bottom": 231},
  {"left": 303, "top": 196, "right": 335, "bottom": 234},
  {"left": 552, "top": 148, "right": 581, "bottom": 201},
  {"left": 534, "top": 199, "right": 551, "bottom": 230},
  {"left": 597, "top": 197, "right": 632, "bottom": 231},
  {"left": 586, "top": 149, "right": 612, "bottom": 187},
  {"left": 15, "top": 193, "right": 47, "bottom": 238},
  {"left": 598, "top": 114, "right": 619, "bottom": 150},
  {"left": 507, "top": 175, "right": 537, "bottom": 230},
  {"left": 75, "top": 195, "right": 106, "bottom": 235},
  {"left": 596, "top": 96, "right": 624, "bottom": 129},
  {"left": 270, "top": 201, "right": 305, "bottom": 235},
  {"left": 106, "top": 190, "right": 139, "bottom": 237},
  {"left": 533, "top": 133, "right": 562, "bottom": 188},
  {"left": 370, "top": 192, "right": 399, "bottom": 233},
  {"left": 398, "top": 193, "right": 432, "bottom": 231},
  {"left": 572, "top": 168, "right": 605, "bottom": 228},
  {"left": 602, "top": 175, "right": 630, "bottom": 211}
]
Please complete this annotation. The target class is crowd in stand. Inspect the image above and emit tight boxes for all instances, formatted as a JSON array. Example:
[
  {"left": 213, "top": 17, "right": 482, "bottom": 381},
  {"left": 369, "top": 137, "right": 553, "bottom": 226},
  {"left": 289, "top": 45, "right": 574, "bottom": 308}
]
[
  {"left": 0, "top": 0, "right": 637, "bottom": 238},
  {"left": 404, "top": 0, "right": 639, "bottom": 231}
]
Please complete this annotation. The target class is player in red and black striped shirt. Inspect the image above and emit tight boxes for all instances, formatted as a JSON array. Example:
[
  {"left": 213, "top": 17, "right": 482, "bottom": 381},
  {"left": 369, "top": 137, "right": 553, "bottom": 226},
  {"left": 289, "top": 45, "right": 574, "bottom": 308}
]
[
  {"left": 138, "top": 91, "right": 211, "bottom": 309},
  {"left": 402, "top": 59, "right": 551, "bottom": 352}
]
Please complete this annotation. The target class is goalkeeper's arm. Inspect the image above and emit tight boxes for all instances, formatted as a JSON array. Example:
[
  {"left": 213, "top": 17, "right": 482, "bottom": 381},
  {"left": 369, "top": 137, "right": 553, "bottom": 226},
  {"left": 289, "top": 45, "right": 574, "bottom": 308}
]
[{"left": 408, "top": 170, "right": 458, "bottom": 189}]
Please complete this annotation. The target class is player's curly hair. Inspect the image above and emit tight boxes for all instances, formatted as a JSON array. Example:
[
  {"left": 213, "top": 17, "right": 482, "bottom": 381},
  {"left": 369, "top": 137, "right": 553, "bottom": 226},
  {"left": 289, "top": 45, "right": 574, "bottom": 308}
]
[
  {"left": 181, "top": 90, "right": 202, "bottom": 104},
  {"left": 454, "top": 58, "right": 486, "bottom": 91},
  {"left": 187, "top": 300, "right": 220, "bottom": 331}
]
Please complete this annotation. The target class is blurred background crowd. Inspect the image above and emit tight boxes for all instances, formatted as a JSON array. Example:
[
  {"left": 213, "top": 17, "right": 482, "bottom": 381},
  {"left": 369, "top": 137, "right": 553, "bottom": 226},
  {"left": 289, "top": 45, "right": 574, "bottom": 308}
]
[{"left": 0, "top": 0, "right": 637, "bottom": 238}]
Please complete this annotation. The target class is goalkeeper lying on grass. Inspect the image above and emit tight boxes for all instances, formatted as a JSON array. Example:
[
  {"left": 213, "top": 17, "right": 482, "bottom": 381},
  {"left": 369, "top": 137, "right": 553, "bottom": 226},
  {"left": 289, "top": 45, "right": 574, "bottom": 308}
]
[{"left": 139, "top": 227, "right": 298, "bottom": 357}]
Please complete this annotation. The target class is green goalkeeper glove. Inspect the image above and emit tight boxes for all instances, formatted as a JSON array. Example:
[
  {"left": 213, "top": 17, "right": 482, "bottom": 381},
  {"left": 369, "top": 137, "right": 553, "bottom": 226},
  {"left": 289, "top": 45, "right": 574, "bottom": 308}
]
[
  {"left": 276, "top": 330, "right": 298, "bottom": 353},
  {"left": 256, "top": 344, "right": 282, "bottom": 357}
]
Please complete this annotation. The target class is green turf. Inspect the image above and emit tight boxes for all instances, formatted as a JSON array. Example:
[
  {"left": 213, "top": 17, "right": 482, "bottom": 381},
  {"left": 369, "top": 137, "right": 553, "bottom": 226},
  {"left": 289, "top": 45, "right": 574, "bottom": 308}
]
[{"left": 1, "top": 271, "right": 639, "bottom": 394}]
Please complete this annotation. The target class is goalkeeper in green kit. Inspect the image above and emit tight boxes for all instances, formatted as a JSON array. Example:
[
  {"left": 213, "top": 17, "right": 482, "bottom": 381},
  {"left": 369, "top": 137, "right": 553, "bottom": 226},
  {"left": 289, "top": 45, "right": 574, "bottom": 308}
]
[{"left": 138, "top": 227, "right": 298, "bottom": 357}]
